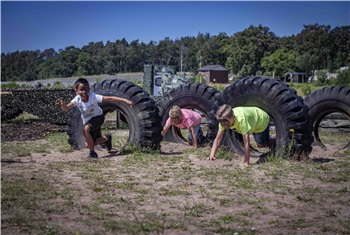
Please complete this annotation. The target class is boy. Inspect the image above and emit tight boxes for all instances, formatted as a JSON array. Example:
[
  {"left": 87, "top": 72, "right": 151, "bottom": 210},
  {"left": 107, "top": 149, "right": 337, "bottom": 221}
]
[
  {"left": 206, "top": 104, "right": 275, "bottom": 167},
  {"left": 56, "top": 78, "right": 133, "bottom": 158},
  {"left": 161, "top": 106, "right": 203, "bottom": 148}
]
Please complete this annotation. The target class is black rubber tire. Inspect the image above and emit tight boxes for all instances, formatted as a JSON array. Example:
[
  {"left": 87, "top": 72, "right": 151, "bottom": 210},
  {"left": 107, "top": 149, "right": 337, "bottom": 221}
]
[
  {"left": 208, "top": 76, "right": 313, "bottom": 159},
  {"left": 67, "top": 79, "right": 162, "bottom": 150},
  {"left": 157, "top": 83, "right": 221, "bottom": 144},
  {"left": 304, "top": 86, "right": 350, "bottom": 148}
]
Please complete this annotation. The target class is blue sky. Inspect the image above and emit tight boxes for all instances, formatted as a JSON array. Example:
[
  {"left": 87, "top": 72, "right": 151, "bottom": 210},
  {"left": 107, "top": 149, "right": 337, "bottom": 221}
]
[{"left": 1, "top": 1, "right": 349, "bottom": 54}]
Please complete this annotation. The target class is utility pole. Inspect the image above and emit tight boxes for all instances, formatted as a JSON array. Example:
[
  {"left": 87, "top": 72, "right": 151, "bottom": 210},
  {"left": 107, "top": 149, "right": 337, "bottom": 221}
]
[{"left": 180, "top": 45, "right": 183, "bottom": 72}]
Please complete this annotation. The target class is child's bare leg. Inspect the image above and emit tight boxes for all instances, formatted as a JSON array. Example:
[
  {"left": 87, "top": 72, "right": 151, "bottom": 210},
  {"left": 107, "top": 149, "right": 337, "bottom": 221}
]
[
  {"left": 95, "top": 136, "right": 108, "bottom": 145},
  {"left": 83, "top": 125, "right": 95, "bottom": 152},
  {"left": 257, "top": 138, "right": 276, "bottom": 148}
]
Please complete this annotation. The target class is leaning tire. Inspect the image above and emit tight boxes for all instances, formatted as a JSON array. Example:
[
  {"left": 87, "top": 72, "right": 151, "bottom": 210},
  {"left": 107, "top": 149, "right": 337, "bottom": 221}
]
[
  {"left": 67, "top": 79, "right": 162, "bottom": 150},
  {"left": 304, "top": 86, "right": 350, "bottom": 148},
  {"left": 157, "top": 83, "right": 221, "bottom": 144},
  {"left": 208, "top": 76, "right": 313, "bottom": 159}
]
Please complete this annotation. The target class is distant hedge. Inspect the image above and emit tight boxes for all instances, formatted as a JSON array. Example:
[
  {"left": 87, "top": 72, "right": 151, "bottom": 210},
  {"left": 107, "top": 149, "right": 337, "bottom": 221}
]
[{"left": 1, "top": 88, "right": 75, "bottom": 124}]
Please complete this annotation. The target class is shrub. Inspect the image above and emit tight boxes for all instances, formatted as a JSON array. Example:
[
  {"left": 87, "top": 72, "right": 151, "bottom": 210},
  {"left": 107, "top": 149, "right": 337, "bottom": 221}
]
[
  {"left": 188, "top": 74, "right": 206, "bottom": 84},
  {"left": 52, "top": 81, "right": 63, "bottom": 88},
  {"left": 1, "top": 82, "right": 20, "bottom": 88},
  {"left": 300, "top": 84, "right": 312, "bottom": 96},
  {"left": 334, "top": 68, "right": 350, "bottom": 88},
  {"left": 316, "top": 70, "right": 327, "bottom": 85}
]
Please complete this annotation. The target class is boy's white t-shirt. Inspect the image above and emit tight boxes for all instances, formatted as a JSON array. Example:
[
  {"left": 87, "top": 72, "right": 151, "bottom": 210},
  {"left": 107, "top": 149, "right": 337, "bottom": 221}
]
[{"left": 71, "top": 92, "right": 103, "bottom": 124}]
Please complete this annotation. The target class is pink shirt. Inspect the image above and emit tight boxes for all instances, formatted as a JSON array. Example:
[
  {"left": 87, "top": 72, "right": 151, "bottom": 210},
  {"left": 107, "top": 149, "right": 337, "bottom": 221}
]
[{"left": 165, "top": 109, "right": 202, "bottom": 129}]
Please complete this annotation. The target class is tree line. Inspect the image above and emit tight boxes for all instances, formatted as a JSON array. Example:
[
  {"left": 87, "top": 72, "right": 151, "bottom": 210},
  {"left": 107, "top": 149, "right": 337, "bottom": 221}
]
[{"left": 1, "top": 24, "right": 349, "bottom": 82}]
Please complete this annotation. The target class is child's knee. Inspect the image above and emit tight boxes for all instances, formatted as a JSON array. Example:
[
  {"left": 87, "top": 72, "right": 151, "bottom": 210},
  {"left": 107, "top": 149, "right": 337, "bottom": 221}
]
[{"left": 83, "top": 125, "right": 91, "bottom": 133}]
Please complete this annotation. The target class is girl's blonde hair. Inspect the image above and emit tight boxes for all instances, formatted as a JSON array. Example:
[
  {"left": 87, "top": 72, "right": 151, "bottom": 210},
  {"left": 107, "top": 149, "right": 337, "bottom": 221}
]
[
  {"left": 215, "top": 104, "right": 233, "bottom": 120},
  {"left": 169, "top": 106, "right": 182, "bottom": 119}
]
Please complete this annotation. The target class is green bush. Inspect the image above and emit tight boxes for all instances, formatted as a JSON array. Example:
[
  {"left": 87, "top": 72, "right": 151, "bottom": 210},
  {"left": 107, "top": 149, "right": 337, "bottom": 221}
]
[
  {"left": 334, "top": 68, "right": 350, "bottom": 88},
  {"left": 1, "top": 82, "right": 20, "bottom": 88},
  {"left": 188, "top": 74, "right": 206, "bottom": 84},
  {"left": 52, "top": 81, "right": 64, "bottom": 88},
  {"left": 300, "top": 84, "right": 312, "bottom": 96},
  {"left": 316, "top": 70, "right": 327, "bottom": 85}
]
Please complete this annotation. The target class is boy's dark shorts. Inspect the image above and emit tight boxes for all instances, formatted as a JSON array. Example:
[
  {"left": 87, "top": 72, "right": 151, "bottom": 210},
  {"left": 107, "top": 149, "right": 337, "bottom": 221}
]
[
  {"left": 86, "top": 114, "right": 105, "bottom": 143},
  {"left": 253, "top": 124, "right": 270, "bottom": 145}
]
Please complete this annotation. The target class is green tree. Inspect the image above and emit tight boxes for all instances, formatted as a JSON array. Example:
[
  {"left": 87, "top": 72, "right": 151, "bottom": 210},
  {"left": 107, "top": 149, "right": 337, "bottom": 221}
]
[
  {"left": 224, "top": 25, "right": 278, "bottom": 77},
  {"left": 157, "top": 37, "right": 179, "bottom": 66},
  {"left": 76, "top": 52, "right": 95, "bottom": 75},
  {"left": 54, "top": 46, "right": 81, "bottom": 77},
  {"left": 115, "top": 38, "right": 128, "bottom": 72},
  {"left": 199, "top": 32, "right": 228, "bottom": 67},
  {"left": 296, "top": 52, "right": 318, "bottom": 78},
  {"left": 81, "top": 41, "right": 105, "bottom": 74},
  {"left": 1, "top": 50, "right": 40, "bottom": 81},
  {"left": 195, "top": 32, "right": 211, "bottom": 67},
  {"left": 36, "top": 58, "right": 56, "bottom": 80},
  {"left": 329, "top": 26, "right": 350, "bottom": 70},
  {"left": 125, "top": 40, "right": 145, "bottom": 72},
  {"left": 295, "top": 24, "right": 332, "bottom": 71},
  {"left": 261, "top": 49, "right": 298, "bottom": 78},
  {"left": 177, "top": 36, "right": 197, "bottom": 72}
]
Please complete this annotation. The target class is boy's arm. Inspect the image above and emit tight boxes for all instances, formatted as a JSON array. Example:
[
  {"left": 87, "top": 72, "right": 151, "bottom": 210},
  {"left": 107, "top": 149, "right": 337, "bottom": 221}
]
[
  {"left": 189, "top": 126, "right": 198, "bottom": 148},
  {"left": 206, "top": 129, "right": 224, "bottom": 160},
  {"left": 102, "top": 96, "right": 133, "bottom": 107},
  {"left": 243, "top": 133, "right": 250, "bottom": 166},
  {"left": 56, "top": 99, "right": 73, "bottom": 112},
  {"left": 161, "top": 124, "right": 171, "bottom": 136}
]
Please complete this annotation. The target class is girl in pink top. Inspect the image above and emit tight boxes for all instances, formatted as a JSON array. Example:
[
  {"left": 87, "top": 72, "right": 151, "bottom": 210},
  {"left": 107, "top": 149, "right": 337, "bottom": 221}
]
[{"left": 161, "top": 106, "right": 203, "bottom": 148}]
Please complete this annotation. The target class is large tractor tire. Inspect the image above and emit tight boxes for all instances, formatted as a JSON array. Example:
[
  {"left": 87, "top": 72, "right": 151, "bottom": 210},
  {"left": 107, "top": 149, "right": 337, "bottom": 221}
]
[
  {"left": 67, "top": 79, "right": 162, "bottom": 150},
  {"left": 208, "top": 76, "right": 313, "bottom": 159},
  {"left": 157, "top": 83, "right": 221, "bottom": 144},
  {"left": 304, "top": 86, "right": 350, "bottom": 148}
]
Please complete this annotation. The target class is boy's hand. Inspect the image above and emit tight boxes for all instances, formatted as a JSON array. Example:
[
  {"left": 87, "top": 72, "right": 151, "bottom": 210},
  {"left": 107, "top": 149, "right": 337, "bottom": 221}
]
[
  {"left": 126, "top": 100, "right": 133, "bottom": 108},
  {"left": 205, "top": 156, "right": 216, "bottom": 161},
  {"left": 56, "top": 98, "right": 64, "bottom": 107}
]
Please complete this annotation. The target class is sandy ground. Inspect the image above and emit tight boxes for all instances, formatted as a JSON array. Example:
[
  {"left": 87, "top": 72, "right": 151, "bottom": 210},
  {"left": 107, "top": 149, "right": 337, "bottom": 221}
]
[{"left": 1, "top": 121, "right": 350, "bottom": 234}]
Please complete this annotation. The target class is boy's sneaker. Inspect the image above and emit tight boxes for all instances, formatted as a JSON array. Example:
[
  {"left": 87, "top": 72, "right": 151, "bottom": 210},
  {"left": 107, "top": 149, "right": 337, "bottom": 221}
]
[
  {"left": 105, "top": 134, "right": 112, "bottom": 152},
  {"left": 88, "top": 151, "right": 98, "bottom": 158}
]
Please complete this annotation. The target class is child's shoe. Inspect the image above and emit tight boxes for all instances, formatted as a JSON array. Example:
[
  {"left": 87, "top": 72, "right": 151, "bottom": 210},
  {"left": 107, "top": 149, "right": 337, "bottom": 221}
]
[
  {"left": 105, "top": 134, "right": 112, "bottom": 152},
  {"left": 88, "top": 151, "right": 98, "bottom": 158}
]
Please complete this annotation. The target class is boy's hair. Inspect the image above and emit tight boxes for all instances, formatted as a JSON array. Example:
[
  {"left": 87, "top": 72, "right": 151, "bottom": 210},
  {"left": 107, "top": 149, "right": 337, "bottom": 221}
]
[
  {"left": 74, "top": 78, "right": 89, "bottom": 89},
  {"left": 215, "top": 104, "right": 233, "bottom": 120},
  {"left": 169, "top": 106, "right": 182, "bottom": 119}
]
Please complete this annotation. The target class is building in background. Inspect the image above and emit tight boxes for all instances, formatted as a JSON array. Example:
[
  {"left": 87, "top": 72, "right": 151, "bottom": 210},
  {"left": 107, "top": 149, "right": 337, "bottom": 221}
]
[{"left": 198, "top": 65, "right": 228, "bottom": 84}]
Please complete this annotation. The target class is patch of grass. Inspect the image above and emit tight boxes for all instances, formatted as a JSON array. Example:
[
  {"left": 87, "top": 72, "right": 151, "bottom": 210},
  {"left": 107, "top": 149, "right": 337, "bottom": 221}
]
[
  {"left": 184, "top": 203, "right": 213, "bottom": 217},
  {"left": 45, "top": 132, "right": 73, "bottom": 153},
  {"left": 1, "top": 142, "right": 51, "bottom": 157},
  {"left": 3, "top": 112, "right": 40, "bottom": 124}
]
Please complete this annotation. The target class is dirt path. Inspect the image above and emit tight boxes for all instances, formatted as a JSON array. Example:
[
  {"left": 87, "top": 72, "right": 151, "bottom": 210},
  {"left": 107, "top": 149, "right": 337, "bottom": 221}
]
[{"left": 1, "top": 121, "right": 350, "bottom": 234}]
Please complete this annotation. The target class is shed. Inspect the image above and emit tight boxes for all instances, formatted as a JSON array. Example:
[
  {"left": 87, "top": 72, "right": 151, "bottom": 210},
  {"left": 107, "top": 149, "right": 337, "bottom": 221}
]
[
  {"left": 198, "top": 65, "right": 228, "bottom": 83},
  {"left": 284, "top": 72, "right": 308, "bottom": 83}
]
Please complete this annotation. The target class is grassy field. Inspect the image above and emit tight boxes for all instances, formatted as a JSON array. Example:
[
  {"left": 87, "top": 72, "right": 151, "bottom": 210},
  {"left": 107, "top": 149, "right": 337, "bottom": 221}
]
[{"left": 2, "top": 115, "right": 350, "bottom": 234}]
